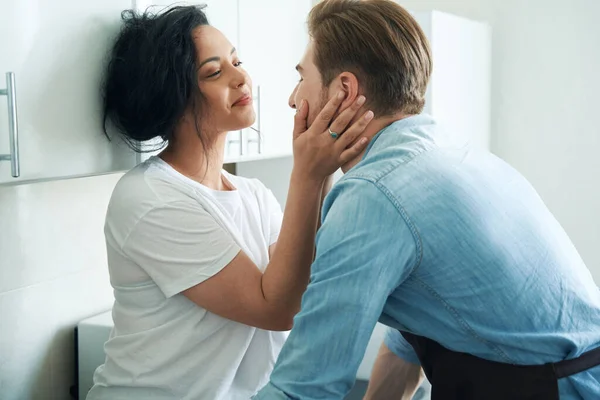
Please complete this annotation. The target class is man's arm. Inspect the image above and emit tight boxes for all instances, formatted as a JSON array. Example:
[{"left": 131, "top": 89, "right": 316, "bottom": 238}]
[
  {"left": 364, "top": 341, "right": 425, "bottom": 400},
  {"left": 253, "top": 178, "right": 420, "bottom": 399}
]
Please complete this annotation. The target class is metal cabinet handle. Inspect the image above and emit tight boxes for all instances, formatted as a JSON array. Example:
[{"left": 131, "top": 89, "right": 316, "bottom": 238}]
[
  {"left": 0, "top": 72, "right": 20, "bottom": 177},
  {"left": 226, "top": 130, "right": 244, "bottom": 157},
  {"left": 246, "top": 85, "right": 262, "bottom": 154},
  {"left": 226, "top": 85, "right": 262, "bottom": 157}
]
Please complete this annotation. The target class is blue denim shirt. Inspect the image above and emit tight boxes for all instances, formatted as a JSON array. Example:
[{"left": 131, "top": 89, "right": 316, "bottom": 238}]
[{"left": 254, "top": 115, "right": 600, "bottom": 399}]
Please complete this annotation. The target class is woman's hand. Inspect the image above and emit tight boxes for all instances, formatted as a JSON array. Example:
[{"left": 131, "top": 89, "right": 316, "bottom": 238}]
[{"left": 292, "top": 92, "right": 374, "bottom": 183}]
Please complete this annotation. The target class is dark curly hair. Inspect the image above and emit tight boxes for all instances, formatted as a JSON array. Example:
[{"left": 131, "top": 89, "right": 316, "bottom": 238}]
[{"left": 102, "top": 5, "right": 210, "bottom": 153}]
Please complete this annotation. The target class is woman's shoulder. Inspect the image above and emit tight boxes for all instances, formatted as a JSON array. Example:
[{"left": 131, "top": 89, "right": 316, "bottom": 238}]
[
  {"left": 108, "top": 161, "right": 200, "bottom": 223},
  {"left": 105, "top": 162, "right": 223, "bottom": 249}
]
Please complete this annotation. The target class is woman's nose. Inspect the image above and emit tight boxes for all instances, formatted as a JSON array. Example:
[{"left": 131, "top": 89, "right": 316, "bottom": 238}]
[{"left": 232, "top": 68, "right": 248, "bottom": 89}]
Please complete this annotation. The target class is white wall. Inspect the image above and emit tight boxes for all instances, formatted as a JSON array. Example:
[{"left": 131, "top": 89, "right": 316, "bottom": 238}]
[
  {"left": 490, "top": 0, "right": 600, "bottom": 282},
  {"left": 398, "top": 0, "right": 600, "bottom": 282},
  {"left": 0, "top": 174, "right": 122, "bottom": 399}
]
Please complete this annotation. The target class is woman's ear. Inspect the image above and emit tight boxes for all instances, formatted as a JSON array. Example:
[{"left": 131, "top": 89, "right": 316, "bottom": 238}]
[{"left": 338, "top": 72, "right": 360, "bottom": 111}]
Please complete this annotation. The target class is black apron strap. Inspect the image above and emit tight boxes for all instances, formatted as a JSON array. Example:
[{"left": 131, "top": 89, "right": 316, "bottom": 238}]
[
  {"left": 400, "top": 331, "right": 576, "bottom": 400},
  {"left": 553, "top": 345, "right": 600, "bottom": 378},
  {"left": 400, "top": 331, "right": 600, "bottom": 399}
]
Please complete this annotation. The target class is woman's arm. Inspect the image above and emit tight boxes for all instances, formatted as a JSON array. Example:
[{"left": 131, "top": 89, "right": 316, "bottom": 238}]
[
  {"left": 183, "top": 94, "right": 373, "bottom": 331},
  {"left": 183, "top": 173, "right": 321, "bottom": 330},
  {"left": 269, "top": 174, "right": 333, "bottom": 261}
]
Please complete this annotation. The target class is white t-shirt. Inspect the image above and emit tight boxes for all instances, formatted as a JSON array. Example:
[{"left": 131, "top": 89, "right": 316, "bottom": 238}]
[{"left": 87, "top": 156, "right": 286, "bottom": 400}]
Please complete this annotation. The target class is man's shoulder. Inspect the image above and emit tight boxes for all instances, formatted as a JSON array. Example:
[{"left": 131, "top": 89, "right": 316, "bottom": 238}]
[
  {"left": 323, "top": 173, "right": 403, "bottom": 226},
  {"left": 346, "top": 117, "right": 445, "bottom": 181},
  {"left": 318, "top": 168, "right": 422, "bottom": 275},
  {"left": 336, "top": 147, "right": 429, "bottom": 202}
]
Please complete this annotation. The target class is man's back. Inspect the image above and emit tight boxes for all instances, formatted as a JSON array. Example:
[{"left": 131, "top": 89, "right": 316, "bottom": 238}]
[
  {"left": 342, "top": 114, "right": 600, "bottom": 398},
  {"left": 255, "top": 114, "right": 600, "bottom": 399}
]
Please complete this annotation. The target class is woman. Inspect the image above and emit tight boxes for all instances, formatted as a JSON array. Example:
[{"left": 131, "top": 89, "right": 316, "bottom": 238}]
[{"left": 86, "top": 5, "right": 373, "bottom": 400}]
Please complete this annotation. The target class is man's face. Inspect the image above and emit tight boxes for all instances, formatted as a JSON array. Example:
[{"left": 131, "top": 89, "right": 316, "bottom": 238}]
[{"left": 289, "top": 41, "right": 329, "bottom": 127}]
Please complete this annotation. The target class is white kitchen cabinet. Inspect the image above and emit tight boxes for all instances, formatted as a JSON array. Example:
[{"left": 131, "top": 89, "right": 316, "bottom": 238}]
[
  {"left": 413, "top": 10, "right": 492, "bottom": 151},
  {"left": 0, "top": 0, "right": 137, "bottom": 184},
  {"left": 0, "top": 0, "right": 247, "bottom": 183},
  {"left": 236, "top": 0, "right": 311, "bottom": 160},
  {"left": 135, "top": 0, "right": 239, "bottom": 49}
]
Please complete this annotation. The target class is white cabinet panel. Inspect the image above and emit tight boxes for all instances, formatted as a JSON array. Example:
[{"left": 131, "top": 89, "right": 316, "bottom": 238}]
[
  {"left": 413, "top": 10, "right": 492, "bottom": 151},
  {"left": 0, "top": 0, "right": 137, "bottom": 184},
  {"left": 135, "top": 0, "right": 239, "bottom": 48},
  {"left": 203, "top": 0, "right": 239, "bottom": 48},
  {"left": 238, "top": 0, "right": 312, "bottom": 159}
]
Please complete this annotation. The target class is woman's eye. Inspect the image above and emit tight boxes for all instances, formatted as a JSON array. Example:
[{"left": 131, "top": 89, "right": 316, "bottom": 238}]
[
  {"left": 207, "top": 70, "right": 221, "bottom": 78},
  {"left": 234, "top": 61, "right": 243, "bottom": 67}
]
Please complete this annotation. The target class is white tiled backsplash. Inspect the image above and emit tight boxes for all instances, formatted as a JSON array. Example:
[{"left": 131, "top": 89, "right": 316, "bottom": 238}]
[{"left": 0, "top": 173, "right": 123, "bottom": 399}]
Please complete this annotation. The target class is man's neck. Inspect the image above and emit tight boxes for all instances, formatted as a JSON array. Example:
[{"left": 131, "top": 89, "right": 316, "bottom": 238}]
[{"left": 341, "top": 113, "right": 412, "bottom": 173}]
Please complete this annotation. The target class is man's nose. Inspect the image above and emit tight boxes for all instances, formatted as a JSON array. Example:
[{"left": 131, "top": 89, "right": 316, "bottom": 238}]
[{"left": 288, "top": 85, "right": 298, "bottom": 109}]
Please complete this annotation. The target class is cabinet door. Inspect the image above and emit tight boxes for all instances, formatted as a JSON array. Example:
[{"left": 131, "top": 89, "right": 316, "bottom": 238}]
[
  {"left": 134, "top": 0, "right": 239, "bottom": 48},
  {"left": 0, "top": 0, "right": 137, "bottom": 184},
  {"left": 429, "top": 11, "right": 491, "bottom": 152},
  {"left": 238, "top": 0, "right": 312, "bottom": 160},
  {"left": 412, "top": 11, "right": 491, "bottom": 151}
]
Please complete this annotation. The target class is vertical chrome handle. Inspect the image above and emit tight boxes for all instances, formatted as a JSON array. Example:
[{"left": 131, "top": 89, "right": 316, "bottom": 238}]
[
  {"left": 227, "top": 131, "right": 244, "bottom": 156},
  {"left": 0, "top": 72, "right": 20, "bottom": 177},
  {"left": 256, "top": 85, "right": 262, "bottom": 154},
  {"left": 246, "top": 85, "right": 262, "bottom": 154}
]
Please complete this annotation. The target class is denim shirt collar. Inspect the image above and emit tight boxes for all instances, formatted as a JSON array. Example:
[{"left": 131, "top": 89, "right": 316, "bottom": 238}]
[{"left": 361, "top": 113, "right": 437, "bottom": 161}]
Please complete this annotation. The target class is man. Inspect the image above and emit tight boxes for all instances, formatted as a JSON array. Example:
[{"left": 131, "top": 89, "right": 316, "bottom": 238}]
[{"left": 254, "top": 0, "right": 600, "bottom": 399}]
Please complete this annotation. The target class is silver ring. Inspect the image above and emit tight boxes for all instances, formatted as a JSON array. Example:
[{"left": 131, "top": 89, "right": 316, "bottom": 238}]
[{"left": 328, "top": 128, "right": 339, "bottom": 139}]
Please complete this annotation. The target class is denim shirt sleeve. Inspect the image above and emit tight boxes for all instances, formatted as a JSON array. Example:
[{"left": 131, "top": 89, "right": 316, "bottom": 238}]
[
  {"left": 253, "top": 178, "right": 420, "bottom": 399},
  {"left": 384, "top": 327, "right": 421, "bottom": 365}
]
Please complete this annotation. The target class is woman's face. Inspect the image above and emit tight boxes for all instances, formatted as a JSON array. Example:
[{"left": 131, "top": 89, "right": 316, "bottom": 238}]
[{"left": 193, "top": 25, "right": 255, "bottom": 135}]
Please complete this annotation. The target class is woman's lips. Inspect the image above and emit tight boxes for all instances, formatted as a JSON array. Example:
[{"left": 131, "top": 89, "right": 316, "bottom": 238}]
[{"left": 233, "top": 95, "right": 252, "bottom": 106}]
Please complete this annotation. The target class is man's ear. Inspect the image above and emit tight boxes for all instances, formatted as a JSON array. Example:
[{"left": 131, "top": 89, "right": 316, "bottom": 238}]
[{"left": 338, "top": 72, "right": 360, "bottom": 111}]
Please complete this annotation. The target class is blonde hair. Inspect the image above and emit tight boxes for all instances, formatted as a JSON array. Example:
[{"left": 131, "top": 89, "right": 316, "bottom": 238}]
[{"left": 308, "top": 0, "right": 432, "bottom": 115}]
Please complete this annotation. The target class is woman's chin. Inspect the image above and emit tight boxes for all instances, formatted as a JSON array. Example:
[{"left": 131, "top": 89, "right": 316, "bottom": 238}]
[{"left": 232, "top": 112, "right": 257, "bottom": 131}]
